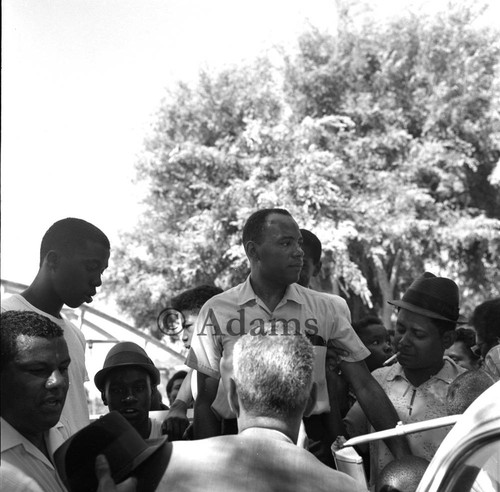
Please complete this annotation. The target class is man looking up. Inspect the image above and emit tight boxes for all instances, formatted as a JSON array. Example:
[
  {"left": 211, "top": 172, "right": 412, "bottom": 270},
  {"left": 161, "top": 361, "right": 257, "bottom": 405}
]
[
  {"left": 1, "top": 217, "right": 111, "bottom": 437},
  {"left": 94, "top": 342, "right": 163, "bottom": 439},
  {"left": 1, "top": 311, "right": 71, "bottom": 492},
  {"left": 187, "top": 208, "right": 410, "bottom": 462}
]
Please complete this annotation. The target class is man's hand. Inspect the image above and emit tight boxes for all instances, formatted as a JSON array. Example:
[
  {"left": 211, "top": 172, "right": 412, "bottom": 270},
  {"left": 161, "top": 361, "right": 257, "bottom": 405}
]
[
  {"left": 326, "top": 341, "right": 349, "bottom": 374},
  {"left": 95, "top": 454, "right": 137, "bottom": 492},
  {"left": 162, "top": 400, "right": 190, "bottom": 441}
]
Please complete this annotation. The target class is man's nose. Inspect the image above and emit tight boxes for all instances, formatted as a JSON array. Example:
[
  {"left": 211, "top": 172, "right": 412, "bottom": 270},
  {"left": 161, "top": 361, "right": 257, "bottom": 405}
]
[
  {"left": 122, "top": 389, "right": 137, "bottom": 402},
  {"left": 91, "top": 274, "right": 103, "bottom": 287},
  {"left": 46, "top": 369, "right": 67, "bottom": 389}
]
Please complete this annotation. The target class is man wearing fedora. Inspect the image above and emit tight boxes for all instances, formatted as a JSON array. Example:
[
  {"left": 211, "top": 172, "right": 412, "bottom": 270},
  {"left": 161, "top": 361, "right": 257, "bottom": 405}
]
[
  {"left": 345, "top": 272, "right": 467, "bottom": 488},
  {"left": 95, "top": 342, "right": 164, "bottom": 439}
]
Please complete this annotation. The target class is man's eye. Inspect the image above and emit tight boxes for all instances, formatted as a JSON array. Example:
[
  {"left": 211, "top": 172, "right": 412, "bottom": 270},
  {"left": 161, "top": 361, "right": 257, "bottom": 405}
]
[{"left": 371, "top": 340, "right": 380, "bottom": 345}]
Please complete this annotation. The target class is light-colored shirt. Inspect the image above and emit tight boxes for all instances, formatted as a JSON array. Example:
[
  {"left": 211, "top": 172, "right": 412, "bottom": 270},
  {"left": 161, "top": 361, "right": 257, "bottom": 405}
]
[
  {"left": 0, "top": 462, "right": 45, "bottom": 492},
  {"left": 1, "top": 294, "right": 90, "bottom": 437},
  {"left": 483, "top": 345, "right": 500, "bottom": 378},
  {"left": 157, "top": 426, "right": 366, "bottom": 492},
  {"left": 1, "top": 418, "right": 67, "bottom": 492},
  {"left": 344, "top": 357, "right": 466, "bottom": 487},
  {"left": 187, "top": 277, "right": 369, "bottom": 418}
]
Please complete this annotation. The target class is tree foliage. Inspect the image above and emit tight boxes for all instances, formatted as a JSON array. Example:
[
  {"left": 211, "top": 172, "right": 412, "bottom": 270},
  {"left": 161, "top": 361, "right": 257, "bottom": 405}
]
[{"left": 106, "top": 1, "right": 500, "bottom": 335}]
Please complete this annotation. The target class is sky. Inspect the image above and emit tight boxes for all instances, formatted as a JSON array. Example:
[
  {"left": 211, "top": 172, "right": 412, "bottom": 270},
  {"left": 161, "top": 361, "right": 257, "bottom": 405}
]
[
  {"left": 1, "top": 0, "right": 340, "bottom": 289},
  {"left": 2, "top": 0, "right": 499, "bottom": 305}
]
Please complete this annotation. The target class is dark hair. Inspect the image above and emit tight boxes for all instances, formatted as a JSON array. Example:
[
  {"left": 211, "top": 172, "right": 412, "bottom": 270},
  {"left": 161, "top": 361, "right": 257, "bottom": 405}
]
[
  {"left": 40, "top": 217, "right": 110, "bottom": 266},
  {"left": 454, "top": 327, "right": 481, "bottom": 361},
  {"left": 432, "top": 317, "right": 458, "bottom": 336},
  {"left": 170, "top": 285, "right": 223, "bottom": 312},
  {"left": 299, "top": 229, "right": 322, "bottom": 264},
  {"left": 242, "top": 208, "right": 291, "bottom": 245},
  {"left": 1, "top": 311, "right": 63, "bottom": 371},
  {"left": 352, "top": 315, "right": 385, "bottom": 335},
  {"left": 471, "top": 298, "right": 500, "bottom": 342},
  {"left": 166, "top": 370, "right": 187, "bottom": 395}
]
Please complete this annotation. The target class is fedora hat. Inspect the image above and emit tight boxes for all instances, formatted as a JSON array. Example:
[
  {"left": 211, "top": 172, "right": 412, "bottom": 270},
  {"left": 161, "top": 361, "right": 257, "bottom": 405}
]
[
  {"left": 388, "top": 272, "right": 467, "bottom": 324},
  {"left": 94, "top": 342, "right": 160, "bottom": 392},
  {"left": 54, "top": 411, "right": 171, "bottom": 492}
]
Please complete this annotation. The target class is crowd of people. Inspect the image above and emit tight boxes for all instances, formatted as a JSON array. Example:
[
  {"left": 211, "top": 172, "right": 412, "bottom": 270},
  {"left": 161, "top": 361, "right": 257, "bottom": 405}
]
[{"left": 1, "top": 210, "right": 499, "bottom": 492}]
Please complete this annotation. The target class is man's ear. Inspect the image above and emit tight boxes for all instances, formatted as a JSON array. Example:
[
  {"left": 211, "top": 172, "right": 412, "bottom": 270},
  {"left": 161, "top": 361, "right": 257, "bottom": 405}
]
[
  {"left": 101, "top": 392, "right": 108, "bottom": 406},
  {"left": 245, "top": 241, "right": 260, "bottom": 262},
  {"left": 228, "top": 378, "right": 240, "bottom": 417},
  {"left": 442, "top": 330, "right": 457, "bottom": 350},
  {"left": 304, "top": 382, "right": 317, "bottom": 418},
  {"left": 45, "top": 250, "right": 60, "bottom": 271},
  {"left": 312, "top": 260, "right": 322, "bottom": 278}
]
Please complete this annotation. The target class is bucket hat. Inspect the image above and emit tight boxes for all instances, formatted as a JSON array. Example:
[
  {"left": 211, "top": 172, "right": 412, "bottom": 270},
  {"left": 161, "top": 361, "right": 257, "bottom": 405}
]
[
  {"left": 54, "top": 411, "right": 171, "bottom": 492},
  {"left": 388, "top": 272, "right": 467, "bottom": 324},
  {"left": 94, "top": 342, "right": 160, "bottom": 392}
]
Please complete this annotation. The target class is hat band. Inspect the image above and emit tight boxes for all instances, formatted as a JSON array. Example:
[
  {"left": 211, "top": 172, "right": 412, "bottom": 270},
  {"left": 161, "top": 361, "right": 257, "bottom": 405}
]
[{"left": 403, "top": 289, "right": 459, "bottom": 321}]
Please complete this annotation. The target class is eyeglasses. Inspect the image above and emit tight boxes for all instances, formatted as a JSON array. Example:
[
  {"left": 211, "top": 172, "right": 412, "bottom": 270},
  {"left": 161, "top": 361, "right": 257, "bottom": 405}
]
[{"left": 157, "top": 308, "right": 185, "bottom": 336}]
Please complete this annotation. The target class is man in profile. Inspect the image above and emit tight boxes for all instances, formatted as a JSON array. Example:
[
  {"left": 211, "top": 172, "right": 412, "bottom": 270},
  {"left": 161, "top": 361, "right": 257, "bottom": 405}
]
[
  {"left": 1, "top": 217, "right": 111, "bottom": 437},
  {"left": 1, "top": 311, "right": 71, "bottom": 492}
]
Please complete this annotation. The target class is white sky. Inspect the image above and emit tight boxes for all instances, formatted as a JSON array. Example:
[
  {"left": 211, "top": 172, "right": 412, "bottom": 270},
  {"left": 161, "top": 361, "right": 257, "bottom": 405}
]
[{"left": 2, "top": 0, "right": 499, "bottom": 297}]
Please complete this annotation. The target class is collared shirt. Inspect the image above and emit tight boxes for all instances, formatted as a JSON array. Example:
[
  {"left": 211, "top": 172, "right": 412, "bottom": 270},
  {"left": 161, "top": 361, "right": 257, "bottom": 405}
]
[
  {"left": 158, "top": 423, "right": 366, "bottom": 492},
  {"left": 483, "top": 345, "right": 500, "bottom": 378},
  {"left": 1, "top": 294, "right": 90, "bottom": 437},
  {"left": 187, "top": 277, "right": 369, "bottom": 418},
  {"left": 1, "top": 418, "right": 67, "bottom": 492},
  {"left": 344, "top": 357, "right": 466, "bottom": 487}
]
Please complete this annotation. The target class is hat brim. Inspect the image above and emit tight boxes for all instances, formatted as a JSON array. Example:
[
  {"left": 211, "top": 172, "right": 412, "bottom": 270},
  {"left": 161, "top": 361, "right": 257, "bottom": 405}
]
[
  {"left": 55, "top": 432, "right": 171, "bottom": 492},
  {"left": 94, "top": 363, "right": 160, "bottom": 391},
  {"left": 388, "top": 300, "right": 468, "bottom": 324}
]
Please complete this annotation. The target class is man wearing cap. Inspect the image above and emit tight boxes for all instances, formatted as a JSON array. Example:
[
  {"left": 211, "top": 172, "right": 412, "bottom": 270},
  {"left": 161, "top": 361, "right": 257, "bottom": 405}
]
[
  {"left": 95, "top": 342, "right": 164, "bottom": 439},
  {"left": 345, "top": 272, "right": 467, "bottom": 488}
]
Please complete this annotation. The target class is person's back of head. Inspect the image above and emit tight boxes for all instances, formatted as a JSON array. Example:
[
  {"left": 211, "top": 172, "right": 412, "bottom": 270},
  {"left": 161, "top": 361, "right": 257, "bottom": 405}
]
[
  {"left": 232, "top": 332, "right": 314, "bottom": 419},
  {"left": 40, "top": 217, "right": 110, "bottom": 266},
  {"left": 446, "top": 369, "right": 496, "bottom": 415},
  {"left": 298, "top": 229, "right": 322, "bottom": 287},
  {"left": 376, "top": 455, "right": 429, "bottom": 492},
  {"left": 471, "top": 298, "right": 500, "bottom": 356},
  {"left": 170, "top": 285, "right": 223, "bottom": 312}
]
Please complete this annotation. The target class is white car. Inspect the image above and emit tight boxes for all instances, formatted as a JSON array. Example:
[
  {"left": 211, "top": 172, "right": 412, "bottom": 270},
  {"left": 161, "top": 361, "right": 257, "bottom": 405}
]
[{"left": 416, "top": 379, "right": 500, "bottom": 492}]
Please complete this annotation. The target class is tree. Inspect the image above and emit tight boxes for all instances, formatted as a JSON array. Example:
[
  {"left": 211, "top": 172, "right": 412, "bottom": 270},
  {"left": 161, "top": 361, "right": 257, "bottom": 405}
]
[{"left": 105, "top": 1, "right": 500, "bottom": 337}]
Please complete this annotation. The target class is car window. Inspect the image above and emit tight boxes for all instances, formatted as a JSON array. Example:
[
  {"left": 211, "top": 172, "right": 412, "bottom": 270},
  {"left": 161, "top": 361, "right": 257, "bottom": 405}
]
[{"left": 442, "top": 437, "right": 500, "bottom": 492}]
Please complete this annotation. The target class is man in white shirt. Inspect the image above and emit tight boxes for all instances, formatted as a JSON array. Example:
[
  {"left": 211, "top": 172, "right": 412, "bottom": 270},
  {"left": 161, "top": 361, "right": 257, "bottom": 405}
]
[
  {"left": 1, "top": 310, "right": 71, "bottom": 492},
  {"left": 1, "top": 217, "right": 110, "bottom": 437}
]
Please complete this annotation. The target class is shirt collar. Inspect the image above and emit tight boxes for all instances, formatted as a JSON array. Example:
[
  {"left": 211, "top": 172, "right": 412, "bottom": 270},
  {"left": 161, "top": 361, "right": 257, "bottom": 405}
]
[
  {"left": 237, "top": 276, "right": 305, "bottom": 307},
  {"left": 239, "top": 426, "right": 294, "bottom": 444},
  {"left": 1, "top": 417, "right": 65, "bottom": 454},
  {"left": 385, "top": 358, "right": 463, "bottom": 384}
]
